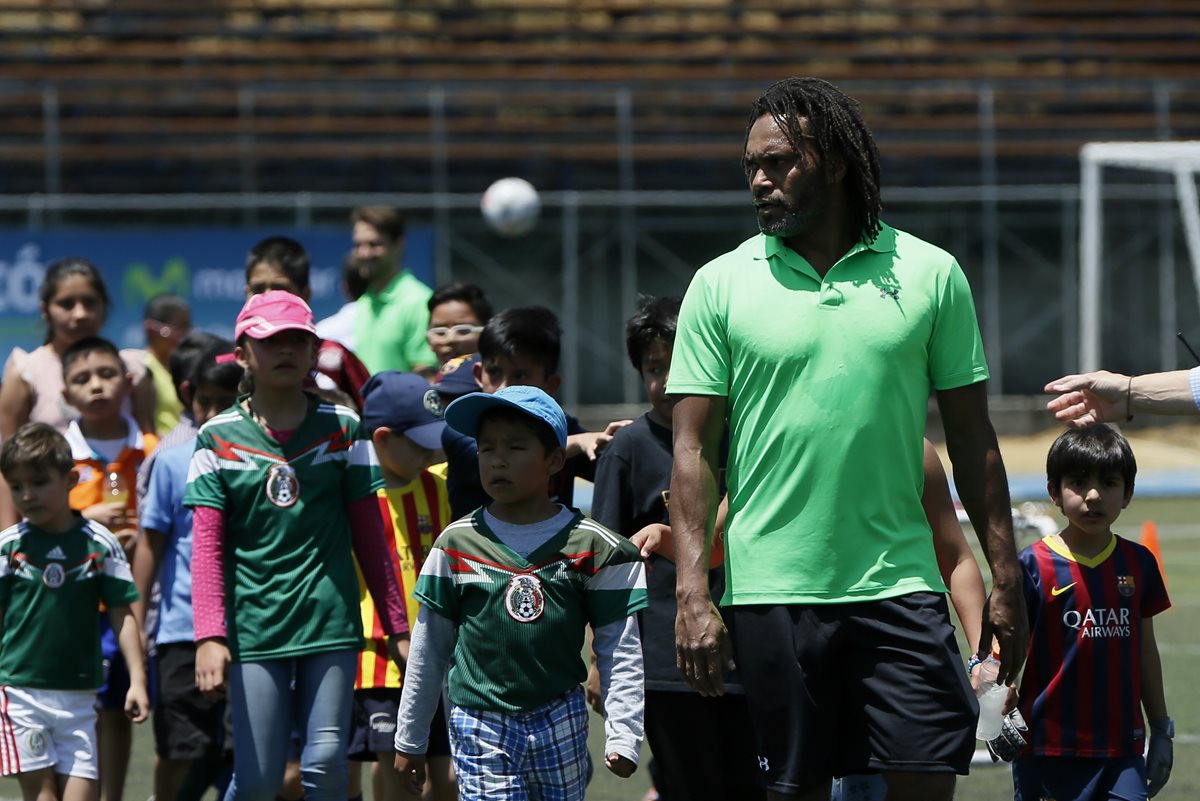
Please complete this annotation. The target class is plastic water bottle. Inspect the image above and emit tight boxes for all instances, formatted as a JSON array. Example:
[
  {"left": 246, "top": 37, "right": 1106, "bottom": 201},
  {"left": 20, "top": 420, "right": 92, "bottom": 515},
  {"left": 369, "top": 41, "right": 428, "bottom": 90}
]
[
  {"left": 106, "top": 464, "right": 129, "bottom": 507},
  {"left": 975, "top": 654, "right": 1007, "bottom": 740}
]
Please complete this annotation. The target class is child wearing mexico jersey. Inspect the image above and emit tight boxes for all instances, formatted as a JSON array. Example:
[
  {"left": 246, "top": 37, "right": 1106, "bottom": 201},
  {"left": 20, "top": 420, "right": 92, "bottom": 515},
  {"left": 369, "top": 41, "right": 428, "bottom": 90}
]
[
  {"left": 186, "top": 291, "right": 408, "bottom": 801},
  {"left": 394, "top": 386, "right": 648, "bottom": 801},
  {"left": 1014, "top": 425, "right": 1172, "bottom": 801},
  {"left": 0, "top": 423, "right": 149, "bottom": 798}
]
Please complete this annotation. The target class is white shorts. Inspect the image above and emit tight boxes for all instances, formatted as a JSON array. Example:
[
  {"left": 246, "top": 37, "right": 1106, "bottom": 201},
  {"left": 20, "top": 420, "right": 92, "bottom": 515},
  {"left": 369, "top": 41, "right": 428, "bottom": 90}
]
[{"left": 0, "top": 686, "right": 98, "bottom": 778}]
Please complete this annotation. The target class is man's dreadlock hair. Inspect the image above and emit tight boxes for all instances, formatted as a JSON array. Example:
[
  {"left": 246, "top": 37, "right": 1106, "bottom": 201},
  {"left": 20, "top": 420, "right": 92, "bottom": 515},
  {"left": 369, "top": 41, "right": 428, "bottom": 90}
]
[{"left": 745, "top": 77, "right": 883, "bottom": 245}]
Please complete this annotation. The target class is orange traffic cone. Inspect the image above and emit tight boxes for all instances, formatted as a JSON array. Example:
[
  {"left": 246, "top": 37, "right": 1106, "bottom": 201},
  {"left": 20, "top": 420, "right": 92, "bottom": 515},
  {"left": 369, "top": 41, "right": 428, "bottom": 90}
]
[{"left": 1140, "top": 520, "right": 1167, "bottom": 588}]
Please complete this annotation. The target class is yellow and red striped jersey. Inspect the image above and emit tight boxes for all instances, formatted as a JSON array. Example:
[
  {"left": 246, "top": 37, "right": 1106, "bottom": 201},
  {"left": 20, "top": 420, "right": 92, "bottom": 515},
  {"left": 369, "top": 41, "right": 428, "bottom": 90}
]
[{"left": 355, "top": 468, "right": 451, "bottom": 690}]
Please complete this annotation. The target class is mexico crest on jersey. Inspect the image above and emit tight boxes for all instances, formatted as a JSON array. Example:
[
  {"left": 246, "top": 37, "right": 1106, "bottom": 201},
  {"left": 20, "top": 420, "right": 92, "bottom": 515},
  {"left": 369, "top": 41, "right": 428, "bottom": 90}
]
[
  {"left": 42, "top": 562, "right": 65, "bottom": 588},
  {"left": 265, "top": 463, "right": 300, "bottom": 507},
  {"left": 1117, "top": 575, "right": 1136, "bottom": 597},
  {"left": 505, "top": 574, "right": 545, "bottom": 623}
]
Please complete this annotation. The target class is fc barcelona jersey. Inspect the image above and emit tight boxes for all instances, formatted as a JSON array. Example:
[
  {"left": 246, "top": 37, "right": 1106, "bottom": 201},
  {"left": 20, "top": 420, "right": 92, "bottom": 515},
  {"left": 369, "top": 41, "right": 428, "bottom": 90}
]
[
  {"left": 355, "top": 471, "right": 451, "bottom": 690},
  {"left": 1017, "top": 534, "right": 1170, "bottom": 757}
]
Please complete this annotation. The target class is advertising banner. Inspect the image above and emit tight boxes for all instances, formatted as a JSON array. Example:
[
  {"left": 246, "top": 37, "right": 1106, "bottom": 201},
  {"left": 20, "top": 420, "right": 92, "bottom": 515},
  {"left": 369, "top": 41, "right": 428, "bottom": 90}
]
[{"left": 0, "top": 226, "right": 434, "bottom": 359}]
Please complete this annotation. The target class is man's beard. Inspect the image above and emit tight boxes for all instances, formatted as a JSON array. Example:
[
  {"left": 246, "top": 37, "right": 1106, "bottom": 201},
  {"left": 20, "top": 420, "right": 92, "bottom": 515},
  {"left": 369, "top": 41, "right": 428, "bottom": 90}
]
[{"left": 755, "top": 202, "right": 813, "bottom": 238}]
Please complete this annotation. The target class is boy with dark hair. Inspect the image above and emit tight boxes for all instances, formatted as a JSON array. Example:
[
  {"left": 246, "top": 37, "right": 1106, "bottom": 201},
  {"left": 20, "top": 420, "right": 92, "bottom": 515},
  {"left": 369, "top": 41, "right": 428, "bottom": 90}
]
[
  {"left": 142, "top": 294, "right": 192, "bottom": 436},
  {"left": 426, "top": 282, "right": 492, "bottom": 366},
  {"left": 445, "top": 306, "right": 624, "bottom": 517},
  {"left": 244, "top": 235, "right": 372, "bottom": 409},
  {"left": 394, "top": 386, "right": 648, "bottom": 800},
  {"left": 61, "top": 335, "right": 158, "bottom": 801},
  {"left": 1015, "top": 425, "right": 1172, "bottom": 801},
  {"left": 0, "top": 422, "right": 148, "bottom": 797},
  {"left": 592, "top": 296, "right": 763, "bottom": 801},
  {"left": 131, "top": 340, "right": 242, "bottom": 801},
  {"left": 61, "top": 336, "right": 158, "bottom": 540},
  {"left": 352, "top": 371, "right": 455, "bottom": 801}
]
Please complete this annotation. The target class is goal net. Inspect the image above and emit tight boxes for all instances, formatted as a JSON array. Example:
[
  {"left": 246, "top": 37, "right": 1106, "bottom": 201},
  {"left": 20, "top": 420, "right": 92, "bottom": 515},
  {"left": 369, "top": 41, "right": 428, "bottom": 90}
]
[{"left": 1079, "top": 141, "right": 1200, "bottom": 371}]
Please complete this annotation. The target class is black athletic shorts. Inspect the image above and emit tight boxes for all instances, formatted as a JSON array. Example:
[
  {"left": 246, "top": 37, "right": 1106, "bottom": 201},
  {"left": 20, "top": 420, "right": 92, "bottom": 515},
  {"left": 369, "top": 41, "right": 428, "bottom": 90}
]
[
  {"left": 644, "top": 690, "right": 765, "bottom": 801},
  {"left": 153, "top": 642, "right": 226, "bottom": 761},
  {"left": 347, "top": 689, "right": 451, "bottom": 760},
  {"left": 730, "top": 592, "right": 977, "bottom": 795}
]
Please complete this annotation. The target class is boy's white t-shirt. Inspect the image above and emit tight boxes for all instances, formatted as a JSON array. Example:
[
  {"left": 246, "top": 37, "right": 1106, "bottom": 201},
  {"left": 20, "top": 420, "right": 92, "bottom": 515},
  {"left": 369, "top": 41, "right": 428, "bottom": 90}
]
[{"left": 85, "top": 437, "right": 127, "bottom": 465}]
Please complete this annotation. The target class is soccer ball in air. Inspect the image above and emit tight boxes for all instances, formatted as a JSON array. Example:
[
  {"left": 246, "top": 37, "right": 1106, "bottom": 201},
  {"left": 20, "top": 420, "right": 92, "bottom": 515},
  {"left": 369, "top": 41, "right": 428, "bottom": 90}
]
[{"left": 481, "top": 177, "right": 541, "bottom": 237}]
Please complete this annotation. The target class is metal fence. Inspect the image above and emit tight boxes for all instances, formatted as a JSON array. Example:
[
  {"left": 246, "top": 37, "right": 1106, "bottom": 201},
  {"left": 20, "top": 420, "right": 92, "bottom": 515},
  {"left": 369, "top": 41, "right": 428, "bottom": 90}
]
[{"left": 0, "top": 180, "right": 1193, "bottom": 405}]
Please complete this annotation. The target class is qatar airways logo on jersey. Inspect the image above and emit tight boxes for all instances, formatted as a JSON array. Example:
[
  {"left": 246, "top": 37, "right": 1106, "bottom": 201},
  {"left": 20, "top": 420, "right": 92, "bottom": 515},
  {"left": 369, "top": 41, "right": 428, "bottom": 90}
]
[{"left": 1063, "top": 606, "right": 1131, "bottom": 638}]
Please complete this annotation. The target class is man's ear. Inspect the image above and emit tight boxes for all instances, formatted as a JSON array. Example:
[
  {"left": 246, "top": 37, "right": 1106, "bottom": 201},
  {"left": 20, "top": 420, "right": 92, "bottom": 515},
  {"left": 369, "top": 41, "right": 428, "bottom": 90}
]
[
  {"left": 543, "top": 373, "right": 562, "bottom": 396},
  {"left": 1047, "top": 481, "right": 1062, "bottom": 508},
  {"left": 472, "top": 360, "right": 484, "bottom": 383},
  {"left": 1123, "top": 487, "right": 1134, "bottom": 509},
  {"left": 68, "top": 468, "right": 80, "bottom": 489}
]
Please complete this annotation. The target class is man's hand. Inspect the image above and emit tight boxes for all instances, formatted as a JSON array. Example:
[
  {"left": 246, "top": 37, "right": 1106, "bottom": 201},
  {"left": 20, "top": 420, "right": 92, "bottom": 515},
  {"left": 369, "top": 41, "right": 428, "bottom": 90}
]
[
  {"left": 125, "top": 681, "right": 150, "bottom": 723},
  {"left": 979, "top": 582, "right": 1029, "bottom": 687},
  {"left": 195, "top": 638, "right": 231, "bottom": 700},
  {"left": 394, "top": 752, "right": 428, "bottom": 796},
  {"left": 675, "top": 593, "right": 734, "bottom": 697},
  {"left": 605, "top": 753, "right": 636, "bottom": 778},
  {"left": 1146, "top": 720, "right": 1174, "bottom": 798},
  {"left": 1044, "top": 371, "right": 1128, "bottom": 428}
]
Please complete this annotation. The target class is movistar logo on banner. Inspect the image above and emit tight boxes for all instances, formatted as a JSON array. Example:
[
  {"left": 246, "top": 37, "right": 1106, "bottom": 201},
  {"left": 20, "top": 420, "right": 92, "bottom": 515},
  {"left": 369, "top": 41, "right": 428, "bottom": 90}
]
[{"left": 124, "top": 258, "right": 190, "bottom": 310}]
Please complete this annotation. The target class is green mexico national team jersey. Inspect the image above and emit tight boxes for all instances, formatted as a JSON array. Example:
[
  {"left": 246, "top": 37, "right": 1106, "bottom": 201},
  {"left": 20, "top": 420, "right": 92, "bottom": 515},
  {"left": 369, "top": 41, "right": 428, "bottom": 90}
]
[
  {"left": 185, "top": 395, "right": 384, "bottom": 661},
  {"left": 415, "top": 510, "right": 648, "bottom": 713},
  {"left": 0, "top": 519, "right": 139, "bottom": 690}
]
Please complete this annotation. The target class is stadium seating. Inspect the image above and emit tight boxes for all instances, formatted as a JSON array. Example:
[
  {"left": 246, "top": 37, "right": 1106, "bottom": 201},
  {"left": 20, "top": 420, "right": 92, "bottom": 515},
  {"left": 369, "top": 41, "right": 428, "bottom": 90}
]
[{"left": 0, "top": 1, "right": 1198, "bottom": 192}]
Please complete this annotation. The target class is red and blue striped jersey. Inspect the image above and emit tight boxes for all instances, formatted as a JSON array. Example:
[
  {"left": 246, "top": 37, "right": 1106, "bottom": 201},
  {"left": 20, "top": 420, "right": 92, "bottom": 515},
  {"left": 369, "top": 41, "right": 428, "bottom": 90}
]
[{"left": 1017, "top": 534, "right": 1169, "bottom": 758}]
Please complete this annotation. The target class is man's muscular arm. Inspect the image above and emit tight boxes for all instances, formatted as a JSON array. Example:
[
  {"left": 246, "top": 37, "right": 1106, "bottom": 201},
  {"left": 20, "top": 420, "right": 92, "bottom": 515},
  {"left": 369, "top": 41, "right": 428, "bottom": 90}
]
[{"left": 671, "top": 394, "right": 732, "bottom": 697}]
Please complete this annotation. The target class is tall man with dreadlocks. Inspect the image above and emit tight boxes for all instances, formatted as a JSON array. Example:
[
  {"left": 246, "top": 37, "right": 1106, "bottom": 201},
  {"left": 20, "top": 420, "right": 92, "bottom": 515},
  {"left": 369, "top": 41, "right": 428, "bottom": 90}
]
[{"left": 667, "top": 77, "right": 1029, "bottom": 801}]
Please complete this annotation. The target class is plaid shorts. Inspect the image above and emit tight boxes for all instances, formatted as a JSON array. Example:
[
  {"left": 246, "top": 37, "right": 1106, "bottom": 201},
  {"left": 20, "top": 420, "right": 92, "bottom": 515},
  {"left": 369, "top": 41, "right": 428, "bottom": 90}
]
[{"left": 448, "top": 686, "right": 589, "bottom": 801}]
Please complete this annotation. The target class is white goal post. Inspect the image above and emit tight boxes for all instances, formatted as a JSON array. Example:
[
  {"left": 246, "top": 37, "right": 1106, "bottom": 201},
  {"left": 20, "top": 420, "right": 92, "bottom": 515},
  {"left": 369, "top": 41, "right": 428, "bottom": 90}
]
[{"left": 1079, "top": 141, "right": 1200, "bottom": 371}]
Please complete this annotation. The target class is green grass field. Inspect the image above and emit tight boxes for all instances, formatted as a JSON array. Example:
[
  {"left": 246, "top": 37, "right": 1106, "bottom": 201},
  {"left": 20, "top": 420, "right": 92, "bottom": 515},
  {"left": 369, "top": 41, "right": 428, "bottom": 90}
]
[{"left": 5, "top": 496, "right": 1199, "bottom": 801}]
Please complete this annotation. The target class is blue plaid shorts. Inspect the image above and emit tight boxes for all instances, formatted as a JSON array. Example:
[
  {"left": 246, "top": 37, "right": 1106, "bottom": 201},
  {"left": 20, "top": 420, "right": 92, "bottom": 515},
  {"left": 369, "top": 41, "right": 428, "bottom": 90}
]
[{"left": 448, "top": 686, "right": 589, "bottom": 801}]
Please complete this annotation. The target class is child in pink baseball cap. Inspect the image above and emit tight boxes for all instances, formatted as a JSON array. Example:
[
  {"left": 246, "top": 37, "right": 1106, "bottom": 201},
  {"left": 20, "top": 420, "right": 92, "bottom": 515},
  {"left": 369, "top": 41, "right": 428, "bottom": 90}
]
[{"left": 186, "top": 289, "right": 409, "bottom": 801}]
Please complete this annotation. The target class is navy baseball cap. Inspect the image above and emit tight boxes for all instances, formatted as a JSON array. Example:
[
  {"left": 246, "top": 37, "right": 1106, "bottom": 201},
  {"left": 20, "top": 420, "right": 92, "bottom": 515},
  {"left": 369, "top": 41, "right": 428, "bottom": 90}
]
[
  {"left": 359, "top": 371, "right": 447, "bottom": 449},
  {"left": 444, "top": 386, "right": 567, "bottom": 448},
  {"left": 433, "top": 353, "right": 481, "bottom": 399}
]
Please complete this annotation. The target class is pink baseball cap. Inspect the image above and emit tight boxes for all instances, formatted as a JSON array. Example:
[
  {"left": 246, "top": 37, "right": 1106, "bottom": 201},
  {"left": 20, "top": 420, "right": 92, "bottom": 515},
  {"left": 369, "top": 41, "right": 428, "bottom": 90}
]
[{"left": 234, "top": 290, "right": 318, "bottom": 340}]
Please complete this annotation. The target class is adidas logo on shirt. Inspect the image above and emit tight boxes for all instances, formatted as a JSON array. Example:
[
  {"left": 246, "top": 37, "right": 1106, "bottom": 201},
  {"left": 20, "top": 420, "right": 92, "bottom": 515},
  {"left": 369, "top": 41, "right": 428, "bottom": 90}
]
[{"left": 46, "top": 546, "right": 66, "bottom": 561}]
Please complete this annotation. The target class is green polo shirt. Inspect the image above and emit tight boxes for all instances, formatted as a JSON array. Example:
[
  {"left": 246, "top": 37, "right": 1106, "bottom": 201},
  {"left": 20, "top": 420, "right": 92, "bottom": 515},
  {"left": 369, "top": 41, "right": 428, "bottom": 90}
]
[
  {"left": 353, "top": 269, "right": 437, "bottom": 373},
  {"left": 668, "top": 224, "right": 988, "bottom": 605}
]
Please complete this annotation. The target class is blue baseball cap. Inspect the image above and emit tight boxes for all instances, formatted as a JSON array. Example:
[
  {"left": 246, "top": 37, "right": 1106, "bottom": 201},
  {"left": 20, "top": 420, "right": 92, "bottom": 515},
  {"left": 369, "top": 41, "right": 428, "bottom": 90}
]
[
  {"left": 359, "top": 371, "right": 447, "bottom": 449},
  {"left": 433, "top": 353, "right": 481, "bottom": 399},
  {"left": 444, "top": 386, "right": 567, "bottom": 448}
]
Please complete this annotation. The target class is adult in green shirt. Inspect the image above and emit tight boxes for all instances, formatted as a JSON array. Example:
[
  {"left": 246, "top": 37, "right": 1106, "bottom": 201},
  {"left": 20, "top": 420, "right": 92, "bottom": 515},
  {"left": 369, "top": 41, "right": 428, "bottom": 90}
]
[
  {"left": 668, "top": 77, "right": 1029, "bottom": 801},
  {"left": 350, "top": 206, "right": 438, "bottom": 376}
]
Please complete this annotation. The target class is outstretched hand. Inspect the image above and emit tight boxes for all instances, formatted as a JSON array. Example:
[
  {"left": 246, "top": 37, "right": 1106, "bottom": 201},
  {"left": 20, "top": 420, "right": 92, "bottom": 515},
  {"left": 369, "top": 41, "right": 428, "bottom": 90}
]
[{"left": 1044, "top": 371, "right": 1128, "bottom": 428}]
